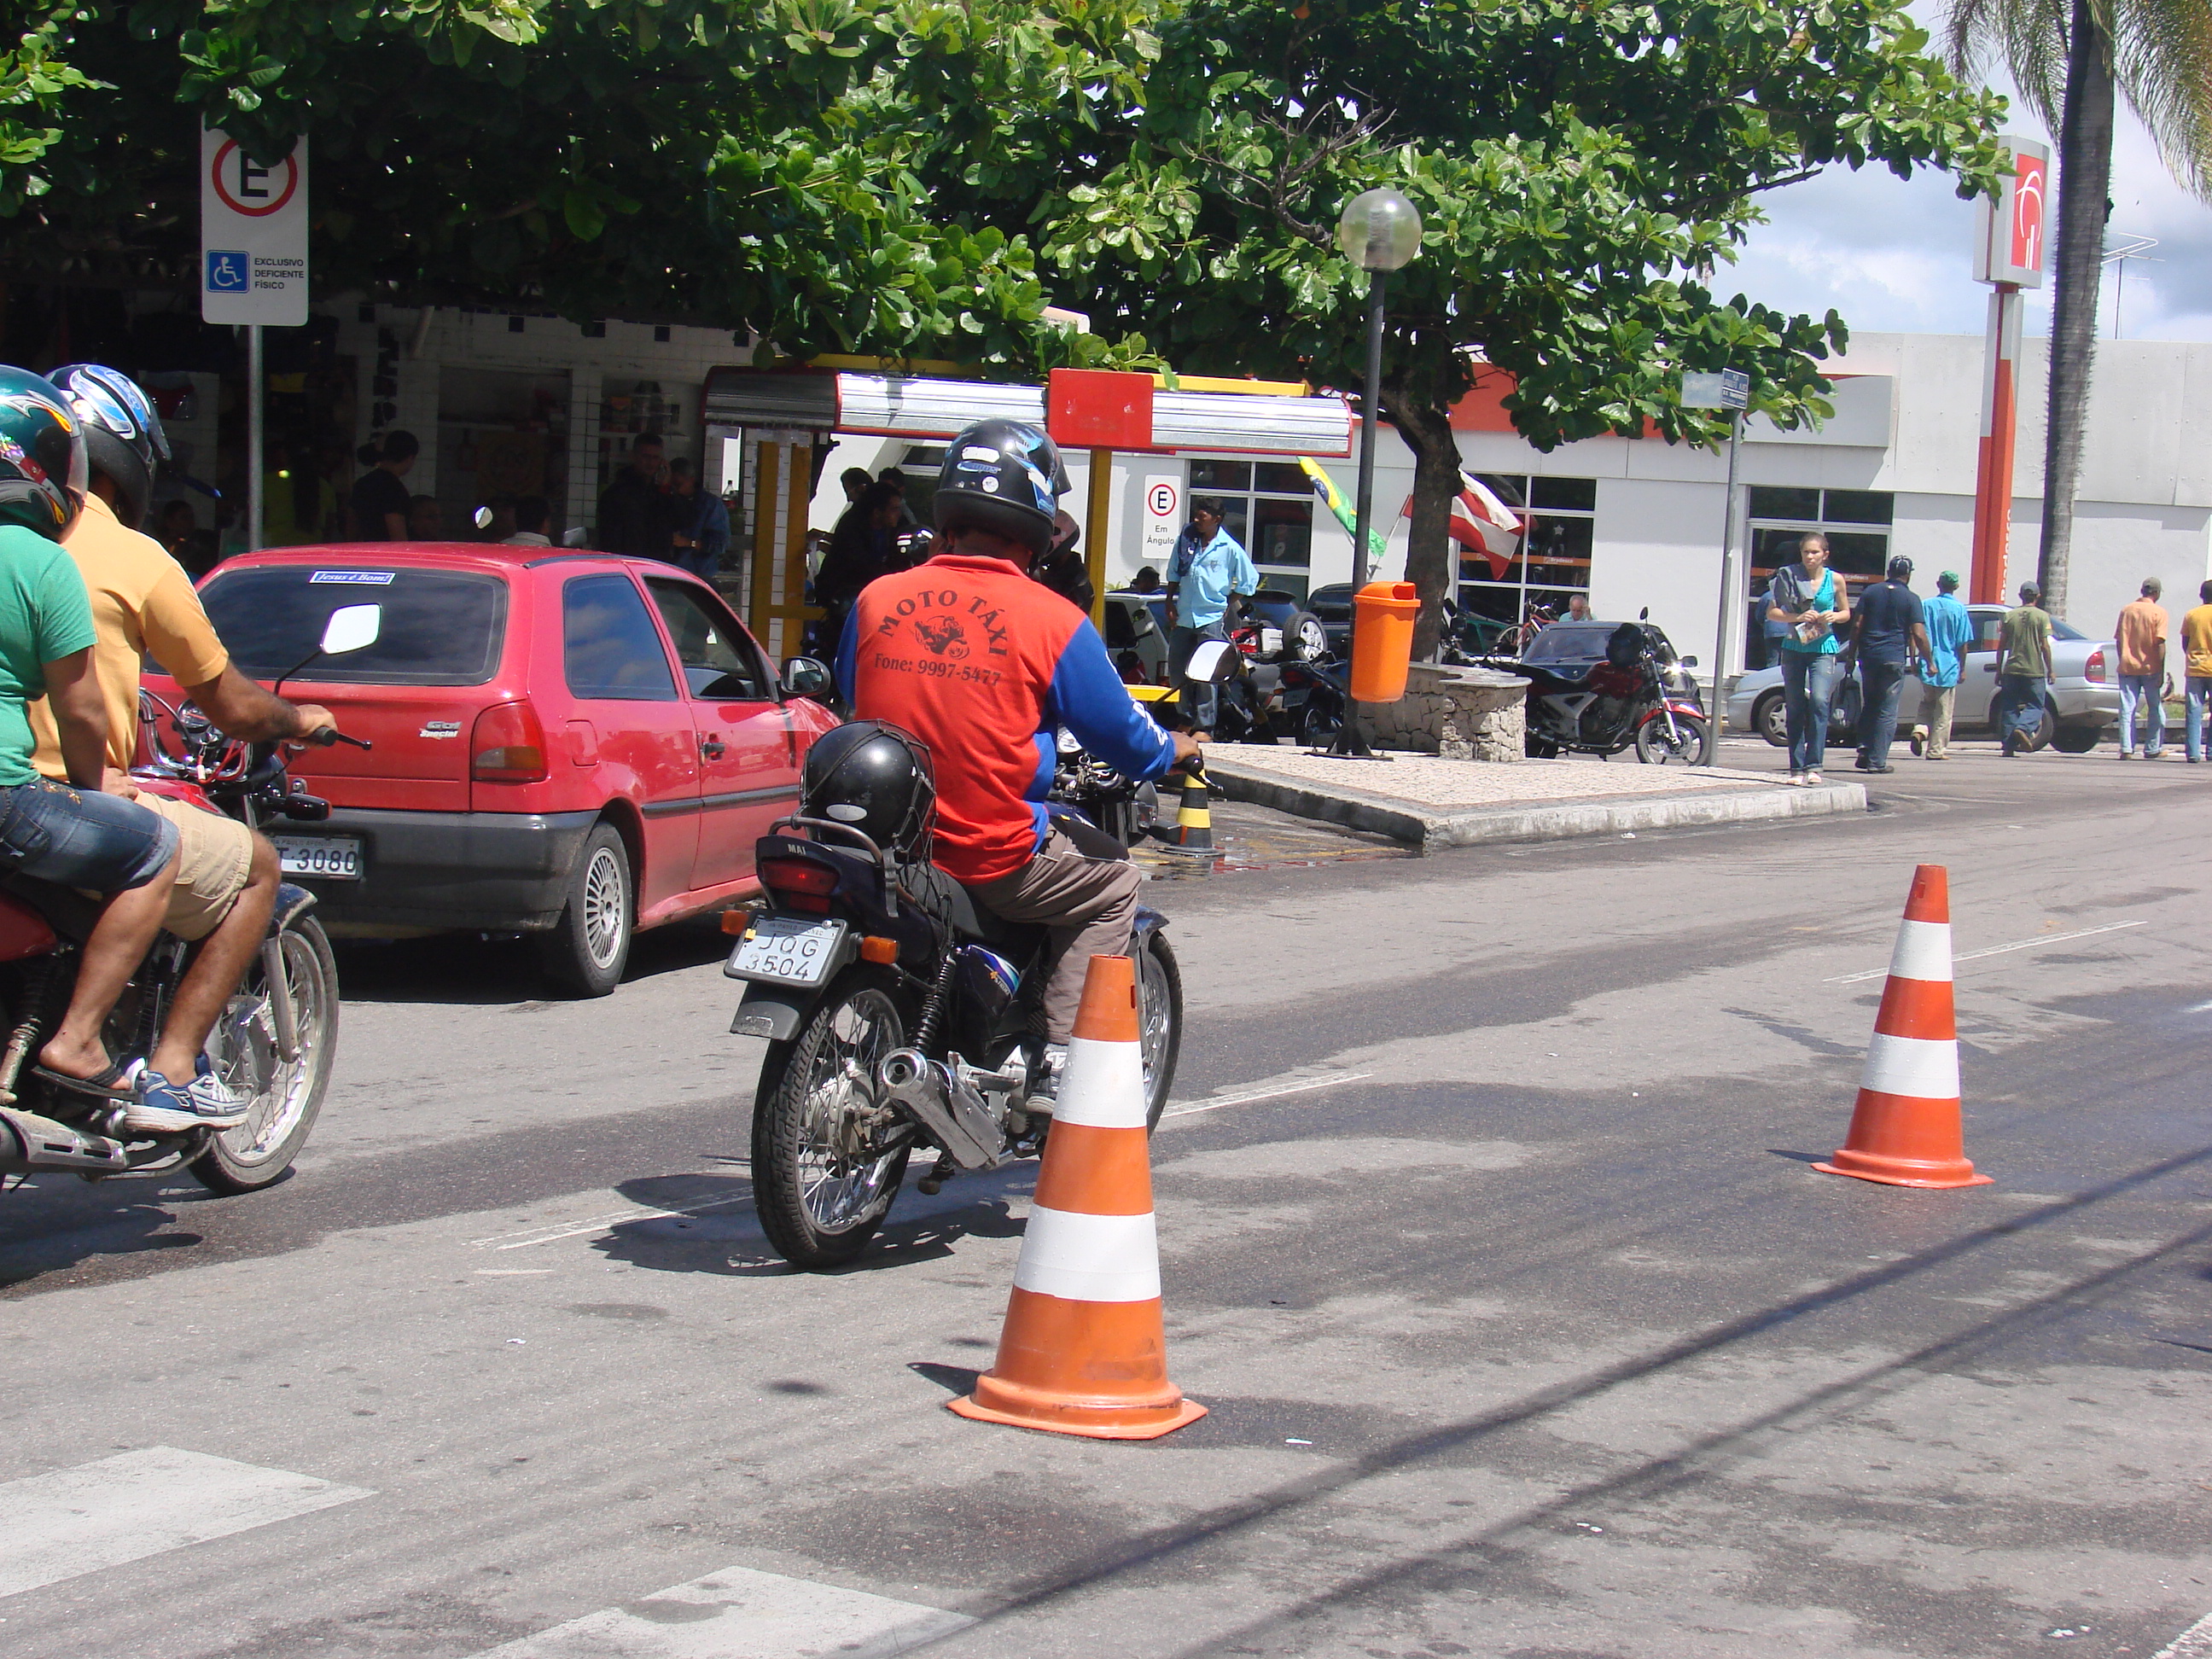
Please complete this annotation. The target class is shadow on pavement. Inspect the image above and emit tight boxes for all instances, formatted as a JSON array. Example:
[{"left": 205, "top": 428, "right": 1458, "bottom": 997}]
[{"left": 334, "top": 915, "right": 731, "bottom": 1006}]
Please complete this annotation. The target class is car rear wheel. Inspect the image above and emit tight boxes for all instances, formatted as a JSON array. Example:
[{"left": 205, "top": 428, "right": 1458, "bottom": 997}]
[
  {"left": 536, "top": 823, "right": 632, "bottom": 998},
  {"left": 1286, "top": 611, "right": 1330, "bottom": 663},
  {"left": 1754, "top": 691, "right": 1787, "bottom": 747}
]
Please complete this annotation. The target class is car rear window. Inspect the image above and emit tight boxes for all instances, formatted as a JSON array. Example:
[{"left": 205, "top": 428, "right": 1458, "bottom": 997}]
[{"left": 201, "top": 566, "right": 509, "bottom": 686}]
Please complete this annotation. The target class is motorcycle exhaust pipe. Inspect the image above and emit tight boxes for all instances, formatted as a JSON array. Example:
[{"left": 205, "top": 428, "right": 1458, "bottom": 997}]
[
  {"left": 0, "top": 1106, "right": 127, "bottom": 1176},
  {"left": 878, "top": 1048, "right": 1006, "bottom": 1172}
]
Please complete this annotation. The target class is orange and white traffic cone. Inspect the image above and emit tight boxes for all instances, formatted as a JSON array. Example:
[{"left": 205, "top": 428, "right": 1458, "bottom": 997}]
[
  {"left": 948, "top": 954, "right": 1207, "bottom": 1440},
  {"left": 1815, "top": 864, "right": 1992, "bottom": 1190}
]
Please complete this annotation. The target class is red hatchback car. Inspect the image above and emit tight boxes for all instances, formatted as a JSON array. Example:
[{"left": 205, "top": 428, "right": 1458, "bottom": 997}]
[{"left": 145, "top": 544, "right": 840, "bottom": 995}]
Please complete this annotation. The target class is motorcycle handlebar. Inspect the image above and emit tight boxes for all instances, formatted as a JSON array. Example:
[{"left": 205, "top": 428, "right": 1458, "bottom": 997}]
[{"left": 302, "top": 725, "right": 372, "bottom": 751}]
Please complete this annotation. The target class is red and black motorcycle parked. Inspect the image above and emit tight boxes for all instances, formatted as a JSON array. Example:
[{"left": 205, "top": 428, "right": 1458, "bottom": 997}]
[
  {"left": 0, "top": 608, "right": 373, "bottom": 1194},
  {"left": 1519, "top": 612, "right": 1711, "bottom": 765}
]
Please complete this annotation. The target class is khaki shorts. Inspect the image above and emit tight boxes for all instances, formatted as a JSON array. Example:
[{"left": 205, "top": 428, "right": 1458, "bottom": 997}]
[{"left": 137, "top": 792, "right": 254, "bottom": 941}]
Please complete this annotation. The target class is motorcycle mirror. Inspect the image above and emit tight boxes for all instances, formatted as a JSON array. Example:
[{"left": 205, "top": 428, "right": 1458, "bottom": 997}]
[
  {"left": 560, "top": 525, "right": 589, "bottom": 547},
  {"left": 1639, "top": 607, "right": 1650, "bottom": 620},
  {"left": 472, "top": 505, "right": 495, "bottom": 531},
  {"left": 1185, "top": 639, "right": 1238, "bottom": 683},
  {"left": 1679, "top": 654, "right": 1699, "bottom": 669},
  {"left": 319, "top": 603, "right": 382, "bottom": 658}
]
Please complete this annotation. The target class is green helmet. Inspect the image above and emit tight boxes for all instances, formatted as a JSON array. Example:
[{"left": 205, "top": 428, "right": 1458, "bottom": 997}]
[{"left": 0, "top": 365, "right": 86, "bottom": 540}]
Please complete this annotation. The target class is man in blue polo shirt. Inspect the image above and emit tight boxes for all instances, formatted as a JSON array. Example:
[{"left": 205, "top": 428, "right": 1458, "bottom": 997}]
[
  {"left": 1911, "top": 569, "right": 1974, "bottom": 760},
  {"left": 1164, "top": 497, "right": 1257, "bottom": 735}
]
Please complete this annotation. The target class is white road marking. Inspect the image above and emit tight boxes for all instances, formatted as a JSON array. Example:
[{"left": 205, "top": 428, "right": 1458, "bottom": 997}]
[
  {"left": 0, "top": 1447, "right": 371, "bottom": 1600},
  {"left": 2153, "top": 1609, "right": 2212, "bottom": 1658},
  {"left": 466, "top": 1563, "right": 969, "bottom": 1658},
  {"left": 469, "top": 1194, "right": 751, "bottom": 1252},
  {"left": 1161, "top": 1072, "right": 1374, "bottom": 1120},
  {"left": 1825, "top": 919, "right": 2148, "bottom": 984}
]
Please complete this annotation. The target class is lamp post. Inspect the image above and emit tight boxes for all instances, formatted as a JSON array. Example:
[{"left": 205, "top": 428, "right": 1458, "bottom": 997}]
[{"left": 1336, "top": 189, "right": 1423, "bottom": 593}]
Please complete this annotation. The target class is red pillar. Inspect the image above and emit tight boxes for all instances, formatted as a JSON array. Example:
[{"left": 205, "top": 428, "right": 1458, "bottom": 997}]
[{"left": 1968, "top": 283, "right": 2023, "bottom": 605}]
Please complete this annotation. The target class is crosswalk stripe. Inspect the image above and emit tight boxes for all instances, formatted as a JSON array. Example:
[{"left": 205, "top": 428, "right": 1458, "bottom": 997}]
[
  {"left": 467, "top": 1563, "right": 971, "bottom": 1658},
  {"left": 0, "top": 1447, "right": 373, "bottom": 1600}
]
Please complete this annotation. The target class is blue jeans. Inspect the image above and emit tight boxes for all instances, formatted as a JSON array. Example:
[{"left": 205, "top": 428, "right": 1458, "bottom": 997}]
[
  {"left": 0, "top": 777, "right": 178, "bottom": 892},
  {"left": 2186, "top": 677, "right": 2212, "bottom": 760},
  {"left": 1779, "top": 649, "right": 1840, "bottom": 773},
  {"left": 1996, "top": 674, "right": 2049, "bottom": 751},
  {"left": 1857, "top": 658, "right": 1908, "bottom": 767},
  {"left": 2116, "top": 673, "right": 2165, "bottom": 754}
]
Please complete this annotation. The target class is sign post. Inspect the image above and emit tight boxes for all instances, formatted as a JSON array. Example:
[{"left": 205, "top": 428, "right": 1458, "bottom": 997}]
[
  {"left": 201, "top": 130, "right": 309, "bottom": 553},
  {"left": 1684, "top": 368, "right": 1749, "bottom": 763},
  {"left": 1968, "top": 137, "right": 2047, "bottom": 606}
]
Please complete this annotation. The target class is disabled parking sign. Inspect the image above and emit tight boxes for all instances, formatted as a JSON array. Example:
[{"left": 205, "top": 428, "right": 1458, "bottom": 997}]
[{"left": 200, "top": 129, "right": 308, "bottom": 325}]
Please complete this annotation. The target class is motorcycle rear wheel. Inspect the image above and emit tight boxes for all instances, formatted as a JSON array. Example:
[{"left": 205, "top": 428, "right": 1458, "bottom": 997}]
[
  {"left": 752, "top": 966, "right": 913, "bottom": 1270},
  {"left": 191, "top": 918, "right": 339, "bottom": 1194},
  {"left": 1635, "top": 713, "right": 1708, "bottom": 765}
]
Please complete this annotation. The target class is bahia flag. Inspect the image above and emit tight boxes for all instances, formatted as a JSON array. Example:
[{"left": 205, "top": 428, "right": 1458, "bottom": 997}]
[{"left": 1394, "top": 472, "right": 1524, "bottom": 579}]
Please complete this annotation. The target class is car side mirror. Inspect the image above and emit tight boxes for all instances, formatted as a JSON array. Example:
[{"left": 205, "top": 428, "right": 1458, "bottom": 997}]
[{"left": 782, "top": 656, "right": 835, "bottom": 701}]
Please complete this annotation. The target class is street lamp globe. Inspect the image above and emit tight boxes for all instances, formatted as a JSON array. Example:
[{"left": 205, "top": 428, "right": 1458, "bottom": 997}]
[{"left": 1336, "top": 189, "right": 1423, "bottom": 271}]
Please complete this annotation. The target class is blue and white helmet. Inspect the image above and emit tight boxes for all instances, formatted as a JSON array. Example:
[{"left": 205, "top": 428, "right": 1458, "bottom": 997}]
[
  {"left": 48, "top": 364, "right": 169, "bottom": 530},
  {"left": 932, "top": 420, "right": 1068, "bottom": 555}
]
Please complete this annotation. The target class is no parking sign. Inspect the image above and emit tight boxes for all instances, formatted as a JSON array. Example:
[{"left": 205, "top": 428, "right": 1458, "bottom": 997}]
[
  {"left": 1142, "top": 474, "right": 1181, "bottom": 567},
  {"left": 201, "top": 130, "right": 309, "bottom": 326}
]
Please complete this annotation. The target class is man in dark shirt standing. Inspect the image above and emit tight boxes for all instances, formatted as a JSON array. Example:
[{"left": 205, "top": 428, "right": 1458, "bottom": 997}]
[
  {"left": 1852, "top": 556, "right": 1932, "bottom": 774},
  {"left": 595, "top": 432, "right": 670, "bottom": 557}
]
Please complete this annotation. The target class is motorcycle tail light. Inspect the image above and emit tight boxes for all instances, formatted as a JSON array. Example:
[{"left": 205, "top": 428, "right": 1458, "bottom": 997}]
[
  {"left": 759, "top": 855, "right": 835, "bottom": 914},
  {"left": 2085, "top": 648, "right": 2106, "bottom": 683},
  {"left": 471, "top": 700, "right": 548, "bottom": 783}
]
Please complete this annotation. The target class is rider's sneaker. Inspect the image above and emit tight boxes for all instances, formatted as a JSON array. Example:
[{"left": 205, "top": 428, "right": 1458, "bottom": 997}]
[
  {"left": 123, "top": 1062, "right": 248, "bottom": 1133},
  {"left": 1027, "top": 1042, "right": 1070, "bottom": 1112}
]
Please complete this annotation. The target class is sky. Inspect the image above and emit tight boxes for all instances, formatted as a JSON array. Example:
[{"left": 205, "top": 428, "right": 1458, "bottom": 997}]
[{"left": 1726, "top": 49, "right": 2212, "bottom": 344}]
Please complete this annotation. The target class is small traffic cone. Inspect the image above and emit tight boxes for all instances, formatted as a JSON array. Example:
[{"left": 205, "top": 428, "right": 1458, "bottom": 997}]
[
  {"left": 1815, "top": 864, "right": 1992, "bottom": 1190},
  {"left": 1155, "top": 765, "right": 1213, "bottom": 853},
  {"left": 948, "top": 954, "right": 1207, "bottom": 1441}
]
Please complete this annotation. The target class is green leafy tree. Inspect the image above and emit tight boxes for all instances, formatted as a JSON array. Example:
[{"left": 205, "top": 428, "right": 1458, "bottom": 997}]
[
  {"left": 1946, "top": 0, "right": 2212, "bottom": 618},
  {"left": 0, "top": 0, "right": 1159, "bottom": 369},
  {"left": 1033, "top": 0, "right": 2008, "bottom": 652}
]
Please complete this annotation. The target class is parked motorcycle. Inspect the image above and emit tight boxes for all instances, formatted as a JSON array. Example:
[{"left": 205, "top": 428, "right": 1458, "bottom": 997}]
[
  {"left": 1520, "top": 612, "right": 1710, "bottom": 764},
  {"left": 0, "top": 606, "right": 375, "bottom": 1192},
  {"left": 729, "top": 704, "right": 1185, "bottom": 1270}
]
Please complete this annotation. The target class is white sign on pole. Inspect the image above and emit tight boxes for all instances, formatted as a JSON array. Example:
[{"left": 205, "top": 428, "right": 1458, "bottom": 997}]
[
  {"left": 201, "top": 130, "right": 309, "bottom": 326},
  {"left": 1681, "top": 369, "right": 1749, "bottom": 410},
  {"left": 1140, "top": 474, "right": 1182, "bottom": 568}
]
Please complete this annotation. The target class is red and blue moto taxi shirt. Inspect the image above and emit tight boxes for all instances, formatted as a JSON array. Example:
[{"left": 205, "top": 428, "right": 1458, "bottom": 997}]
[{"left": 837, "top": 552, "right": 1177, "bottom": 886}]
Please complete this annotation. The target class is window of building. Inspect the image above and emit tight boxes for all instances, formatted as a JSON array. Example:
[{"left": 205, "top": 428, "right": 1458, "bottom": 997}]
[
  {"left": 1743, "top": 487, "right": 1895, "bottom": 669},
  {"left": 1187, "top": 459, "right": 1314, "bottom": 600},
  {"left": 1457, "top": 474, "right": 1598, "bottom": 627}
]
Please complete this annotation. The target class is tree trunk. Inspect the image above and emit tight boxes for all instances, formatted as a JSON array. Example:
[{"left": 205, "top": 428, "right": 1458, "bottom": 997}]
[
  {"left": 1382, "top": 389, "right": 1460, "bottom": 661},
  {"left": 2039, "top": 0, "right": 2115, "bottom": 620}
]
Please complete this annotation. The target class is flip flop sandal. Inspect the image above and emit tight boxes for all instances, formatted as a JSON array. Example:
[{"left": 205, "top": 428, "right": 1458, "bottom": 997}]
[{"left": 30, "top": 1061, "right": 138, "bottom": 1103}]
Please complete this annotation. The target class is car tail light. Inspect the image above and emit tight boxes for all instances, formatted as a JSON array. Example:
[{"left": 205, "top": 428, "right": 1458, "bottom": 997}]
[
  {"left": 759, "top": 855, "right": 835, "bottom": 915},
  {"left": 2084, "top": 648, "right": 2107, "bottom": 684},
  {"left": 471, "top": 700, "right": 548, "bottom": 783}
]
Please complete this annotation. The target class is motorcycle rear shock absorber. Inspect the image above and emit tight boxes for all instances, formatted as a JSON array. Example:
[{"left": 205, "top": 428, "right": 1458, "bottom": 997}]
[
  {"left": 910, "top": 952, "right": 959, "bottom": 1055},
  {"left": 0, "top": 954, "right": 60, "bottom": 1106}
]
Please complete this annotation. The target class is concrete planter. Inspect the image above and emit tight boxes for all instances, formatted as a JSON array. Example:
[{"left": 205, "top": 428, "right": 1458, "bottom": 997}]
[{"left": 1361, "top": 662, "right": 1531, "bottom": 762}]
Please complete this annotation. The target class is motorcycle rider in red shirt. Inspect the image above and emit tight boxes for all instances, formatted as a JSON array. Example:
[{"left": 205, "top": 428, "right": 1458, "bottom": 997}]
[{"left": 836, "top": 421, "right": 1200, "bottom": 1099}]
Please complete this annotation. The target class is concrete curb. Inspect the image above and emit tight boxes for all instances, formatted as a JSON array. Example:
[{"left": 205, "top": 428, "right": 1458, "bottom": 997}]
[{"left": 1203, "top": 758, "right": 1868, "bottom": 854}]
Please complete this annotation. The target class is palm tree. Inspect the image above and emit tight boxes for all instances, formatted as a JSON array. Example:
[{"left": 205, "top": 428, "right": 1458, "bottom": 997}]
[{"left": 1946, "top": 0, "right": 2212, "bottom": 619}]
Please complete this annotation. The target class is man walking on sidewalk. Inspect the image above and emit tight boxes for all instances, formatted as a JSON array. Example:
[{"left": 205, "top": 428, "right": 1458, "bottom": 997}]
[
  {"left": 1997, "top": 582, "right": 2054, "bottom": 756},
  {"left": 1853, "top": 556, "right": 1931, "bottom": 775},
  {"left": 2115, "top": 577, "right": 2169, "bottom": 760},
  {"left": 2183, "top": 579, "right": 2212, "bottom": 765},
  {"left": 1912, "top": 570, "right": 1973, "bottom": 760}
]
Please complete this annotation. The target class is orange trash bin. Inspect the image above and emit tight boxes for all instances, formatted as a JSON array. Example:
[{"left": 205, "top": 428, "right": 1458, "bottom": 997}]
[{"left": 1349, "top": 581, "right": 1419, "bottom": 703}]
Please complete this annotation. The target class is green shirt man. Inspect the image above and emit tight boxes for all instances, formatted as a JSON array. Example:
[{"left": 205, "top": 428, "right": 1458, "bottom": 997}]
[
  {"left": 2000, "top": 597, "right": 2054, "bottom": 679},
  {"left": 0, "top": 523, "right": 98, "bottom": 785}
]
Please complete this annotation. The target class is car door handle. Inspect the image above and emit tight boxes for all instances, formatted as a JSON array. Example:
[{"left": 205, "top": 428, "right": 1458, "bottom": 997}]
[{"left": 700, "top": 736, "right": 726, "bottom": 759}]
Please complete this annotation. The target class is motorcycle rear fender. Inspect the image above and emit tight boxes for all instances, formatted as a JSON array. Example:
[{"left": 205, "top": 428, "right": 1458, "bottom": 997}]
[{"left": 731, "top": 981, "right": 816, "bottom": 1042}]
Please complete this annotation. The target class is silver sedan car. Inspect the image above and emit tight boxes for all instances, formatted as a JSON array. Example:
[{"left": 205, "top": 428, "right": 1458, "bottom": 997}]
[{"left": 1726, "top": 604, "right": 2121, "bottom": 753}]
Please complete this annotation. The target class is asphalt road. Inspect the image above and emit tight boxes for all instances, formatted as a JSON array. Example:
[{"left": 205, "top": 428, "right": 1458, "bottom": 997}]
[{"left": 2, "top": 739, "right": 2208, "bottom": 1659}]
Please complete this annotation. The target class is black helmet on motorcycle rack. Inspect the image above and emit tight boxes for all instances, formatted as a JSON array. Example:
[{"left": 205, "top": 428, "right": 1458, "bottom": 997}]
[
  {"left": 800, "top": 720, "right": 937, "bottom": 859},
  {"left": 931, "top": 420, "right": 1068, "bottom": 556},
  {"left": 47, "top": 364, "right": 170, "bottom": 531}
]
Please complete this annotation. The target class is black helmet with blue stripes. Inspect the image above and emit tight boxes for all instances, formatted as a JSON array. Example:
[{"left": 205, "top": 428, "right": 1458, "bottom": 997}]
[{"left": 932, "top": 420, "right": 1068, "bottom": 557}]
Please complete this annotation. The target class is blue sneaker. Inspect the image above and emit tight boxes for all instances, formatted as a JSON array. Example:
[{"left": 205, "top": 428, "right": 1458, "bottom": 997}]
[{"left": 122, "top": 1062, "right": 247, "bottom": 1133}]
